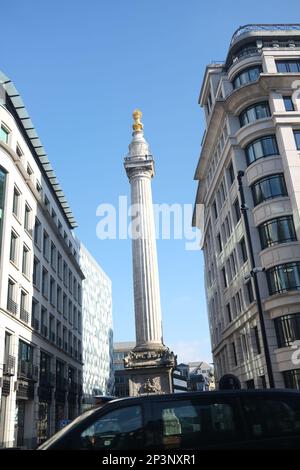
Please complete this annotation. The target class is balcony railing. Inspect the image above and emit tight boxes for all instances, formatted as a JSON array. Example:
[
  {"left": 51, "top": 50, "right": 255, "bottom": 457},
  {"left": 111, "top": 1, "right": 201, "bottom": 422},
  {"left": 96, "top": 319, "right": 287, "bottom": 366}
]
[
  {"left": 18, "top": 360, "right": 39, "bottom": 381},
  {"left": 32, "top": 319, "right": 39, "bottom": 331},
  {"left": 3, "top": 355, "right": 16, "bottom": 376},
  {"left": 7, "top": 298, "right": 18, "bottom": 315},
  {"left": 20, "top": 307, "right": 29, "bottom": 324}
]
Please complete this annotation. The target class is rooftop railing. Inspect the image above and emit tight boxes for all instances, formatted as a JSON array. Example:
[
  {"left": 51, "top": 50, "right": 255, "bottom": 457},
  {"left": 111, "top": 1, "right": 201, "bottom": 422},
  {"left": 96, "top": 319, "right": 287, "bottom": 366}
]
[{"left": 230, "top": 24, "right": 300, "bottom": 46}]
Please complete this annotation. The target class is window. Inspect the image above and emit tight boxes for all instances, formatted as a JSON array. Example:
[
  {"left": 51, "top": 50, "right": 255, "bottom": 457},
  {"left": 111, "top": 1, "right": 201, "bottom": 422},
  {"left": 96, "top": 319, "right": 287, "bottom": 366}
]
[
  {"left": 222, "top": 267, "right": 228, "bottom": 288},
  {"left": 22, "top": 244, "right": 30, "bottom": 276},
  {"left": 241, "top": 334, "right": 249, "bottom": 360},
  {"left": 0, "top": 168, "right": 6, "bottom": 254},
  {"left": 63, "top": 294, "right": 67, "bottom": 319},
  {"left": 18, "top": 340, "right": 33, "bottom": 363},
  {"left": 226, "top": 303, "right": 232, "bottom": 323},
  {"left": 153, "top": 399, "right": 238, "bottom": 449},
  {"left": 294, "top": 131, "right": 300, "bottom": 150},
  {"left": 34, "top": 217, "right": 42, "bottom": 247},
  {"left": 50, "top": 242, "right": 56, "bottom": 269},
  {"left": 276, "top": 60, "right": 300, "bottom": 73},
  {"left": 57, "top": 252, "right": 62, "bottom": 278},
  {"left": 33, "top": 257, "right": 40, "bottom": 287},
  {"left": 43, "top": 231, "right": 49, "bottom": 260},
  {"left": 233, "top": 199, "right": 241, "bottom": 224},
  {"left": 13, "top": 186, "right": 20, "bottom": 218},
  {"left": 259, "top": 216, "right": 296, "bottom": 249},
  {"left": 212, "top": 201, "right": 218, "bottom": 219},
  {"left": 236, "top": 290, "right": 243, "bottom": 314},
  {"left": 230, "top": 251, "right": 237, "bottom": 277},
  {"left": 10, "top": 231, "right": 18, "bottom": 263},
  {"left": 228, "top": 162, "right": 235, "bottom": 186},
  {"left": 20, "top": 290, "right": 28, "bottom": 321},
  {"left": 232, "top": 66, "right": 261, "bottom": 89},
  {"left": 283, "top": 96, "right": 294, "bottom": 111},
  {"left": 253, "top": 326, "right": 261, "bottom": 355},
  {"left": 31, "top": 299, "right": 39, "bottom": 330},
  {"left": 24, "top": 204, "right": 31, "bottom": 233},
  {"left": 267, "top": 262, "right": 300, "bottom": 295},
  {"left": 44, "top": 195, "right": 50, "bottom": 212},
  {"left": 7, "top": 278, "right": 17, "bottom": 314},
  {"left": 217, "top": 233, "right": 222, "bottom": 253},
  {"left": 16, "top": 144, "right": 23, "bottom": 158},
  {"left": 245, "top": 135, "right": 279, "bottom": 165},
  {"left": 63, "top": 262, "right": 68, "bottom": 285},
  {"left": 283, "top": 369, "right": 300, "bottom": 390},
  {"left": 57, "top": 286, "right": 62, "bottom": 312},
  {"left": 239, "top": 101, "right": 270, "bottom": 127},
  {"left": 36, "top": 181, "right": 42, "bottom": 193},
  {"left": 246, "top": 280, "right": 254, "bottom": 303},
  {"left": 27, "top": 164, "right": 33, "bottom": 178},
  {"left": 68, "top": 300, "right": 72, "bottom": 324},
  {"left": 232, "top": 342, "right": 238, "bottom": 366},
  {"left": 242, "top": 396, "right": 300, "bottom": 438},
  {"left": 79, "top": 406, "right": 143, "bottom": 450},
  {"left": 0, "top": 125, "right": 9, "bottom": 144},
  {"left": 239, "top": 237, "right": 248, "bottom": 264},
  {"left": 275, "top": 313, "right": 300, "bottom": 348},
  {"left": 50, "top": 277, "right": 55, "bottom": 305},
  {"left": 41, "top": 307, "right": 48, "bottom": 337},
  {"left": 251, "top": 174, "right": 287, "bottom": 206},
  {"left": 42, "top": 268, "right": 48, "bottom": 298}
]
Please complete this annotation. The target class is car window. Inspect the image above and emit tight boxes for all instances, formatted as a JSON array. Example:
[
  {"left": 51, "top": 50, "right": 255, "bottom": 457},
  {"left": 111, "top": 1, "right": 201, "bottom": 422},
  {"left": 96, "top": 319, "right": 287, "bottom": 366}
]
[
  {"left": 242, "top": 397, "right": 300, "bottom": 439},
  {"left": 153, "top": 399, "right": 239, "bottom": 449},
  {"left": 80, "top": 405, "right": 143, "bottom": 450}
]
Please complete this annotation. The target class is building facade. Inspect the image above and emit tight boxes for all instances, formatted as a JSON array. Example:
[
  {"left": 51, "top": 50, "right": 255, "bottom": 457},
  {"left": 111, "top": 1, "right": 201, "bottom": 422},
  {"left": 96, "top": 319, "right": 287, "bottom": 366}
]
[
  {"left": 193, "top": 24, "right": 300, "bottom": 389},
  {"left": 79, "top": 243, "right": 113, "bottom": 409},
  {"left": 0, "top": 71, "right": 84, "bottom": 448},
  {"left": 177, "top": 362, "right": 215, "bottom": 391}
]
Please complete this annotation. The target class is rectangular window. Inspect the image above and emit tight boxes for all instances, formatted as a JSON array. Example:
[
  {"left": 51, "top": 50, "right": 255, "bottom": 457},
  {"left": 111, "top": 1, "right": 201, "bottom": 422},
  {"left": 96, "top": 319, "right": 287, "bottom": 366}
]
[
  {"left": 33, "top": 257, "right": 40, "bottom": 287},
  {"left": 233, "top": 199, "right": 241, "bottom": 224},
  {"left": 24, "top": 203, "right": 31, "bottom": 233},
  {"left": 10, "top": 231, "right": 18, "bottom": 263},
  {"left": 57, "top": 286, "right": 62, "bottom": 313},
  {"left": 27, "top": 164, "right": 33, "bottom": 178},
  {"left": 239, "top": 237, "right": 248, "bottom": 263},
  {"left": 63, "top": 262, "right": 68, "bottom": 285},
  {"left": 42, "top": 268, "right": 48, "bottom": 298},
  {"left": 253, "top": 326, "right": 261, "bottom": 355},
  {"left": 43, "top": 231, "right": 49, "bottom": 260},
  {"left": 222, "top": 267, "right": 228, "bottom": 289},
  {"left": 44, "top": 195, "right": 50, "bottom": 212},
  {"left": 16, "top": 144, "right": 23, "bottom": 158},
  {"left": 50, "top": 242, "right": 56, "bottom": 269},
  {"left": 232, "top": 342, "right": 238, "bottom": 366},
  {"left": 22, "top": 245, "right": 30, "bottom": 276},
  {"left": 294, "top": 131, "right": 300, "bottom": 151},
  {"left": 34, "top": 217, "right": 41, "bottom": 247},
  {"left": 226, "top": 303, "right": 232, "bottom": 323},
  {"left": 246, "top": 280, "right": 254, "bottom": 304},
  {"left": 212, "top": 201, "right": 218, "bottom": 219},
  {"left": 241, "top": 334, "right": 249, "bottom": 361},
  {"left": 57, "top": 252, "right": 62, "bottom": 278},
  {"left": 0, "top": 125, "right": 9, "bottom": 144},
  {"left": 13, "top": 186, "right": 20, "bottom": 218},
  {"left": 228, "top": 162, "right": 235, "bottom": 186},
  {"left": 276, "top": 60, "right": 300, "bottom": 73},
  {"left": 31, "top": 299, "right": 39, "bottom": 330},
  {"left": 36, "top": 181, "right": 42, "bottom": 193},
  {"left": 20, "top": 290, "right": 29, "bottom": 322},
  {"left": 7, "top": 278, "right": 17, "bottom": 314},
  {"left": 283, "top": 96, "right": 294, "bottom": 111},
  {"left": 50, "top": 277, "right": 55, "bottom": 305}
]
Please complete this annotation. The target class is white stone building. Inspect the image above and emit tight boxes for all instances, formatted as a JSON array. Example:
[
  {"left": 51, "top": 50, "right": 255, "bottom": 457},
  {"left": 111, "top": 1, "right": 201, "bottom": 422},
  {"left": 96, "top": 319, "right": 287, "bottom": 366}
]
[
  {"left": 78, "top": 242, "right": 113, "bottom": 408},
  {"left": 193, "top": 24, "right": 300, "bottom": 389},
  {"left": 0, "top": 70, "right": 84, "bottom": 448}
]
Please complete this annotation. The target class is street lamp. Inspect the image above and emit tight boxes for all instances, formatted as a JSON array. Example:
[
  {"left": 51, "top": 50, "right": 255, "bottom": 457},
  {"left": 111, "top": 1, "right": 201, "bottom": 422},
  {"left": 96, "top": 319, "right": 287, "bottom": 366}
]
[{"left": 237, "top": 171, "right": 275, "bottom": 388}]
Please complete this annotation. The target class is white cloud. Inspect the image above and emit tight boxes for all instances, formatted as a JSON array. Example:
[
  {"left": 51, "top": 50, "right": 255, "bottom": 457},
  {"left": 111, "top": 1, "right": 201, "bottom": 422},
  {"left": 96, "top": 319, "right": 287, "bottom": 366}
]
[{"left": 170, "top": 339, "right": 212, "bottom": 364}]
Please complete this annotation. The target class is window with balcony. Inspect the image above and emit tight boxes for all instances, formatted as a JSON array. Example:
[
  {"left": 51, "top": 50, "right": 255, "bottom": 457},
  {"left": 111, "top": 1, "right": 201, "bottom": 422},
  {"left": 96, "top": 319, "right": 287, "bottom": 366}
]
[
  {"left": 239, "top": 101, "right": 270, "bottom": 127},
  {"left": 20, "top": 290, "right": 29, "bottom": 323},
  {"left": 232, "top": 66, "right": 262, "bottom": 89},
  {"left": 245, "top": 135, "right": 279, "bottom": 166},
  {"left": 251, "top": 173, "right": 287, "bottom": 206},
  {"left": 31, "top": 299, "right": 39, "bottom": 331},
  {"left": 275, "top": 313, "right": 300, "bottom": 348},
  {"left": 259, "top": 215, "right": 296, "bottom": 249},
  {"left": 7, "top": 278, "right": 17, "bottom": 315},
  {"left": 294, "top": 130, "right": 300, "bottom": 150},
  {"left": 276, "top": 60, "right": 300, "bottom": 73},
  {"left": 283, "top": 96, "right": 294, "bottom": 111},
  {"left": 267, "top": 262, "right": 300, "bottom": 295}
]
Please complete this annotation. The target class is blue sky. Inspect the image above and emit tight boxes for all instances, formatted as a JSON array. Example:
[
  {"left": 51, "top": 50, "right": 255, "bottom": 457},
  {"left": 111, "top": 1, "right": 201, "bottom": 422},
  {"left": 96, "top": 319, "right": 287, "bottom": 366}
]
[{"left": 1, "top": 1, "right": 299, "bottom": 363}]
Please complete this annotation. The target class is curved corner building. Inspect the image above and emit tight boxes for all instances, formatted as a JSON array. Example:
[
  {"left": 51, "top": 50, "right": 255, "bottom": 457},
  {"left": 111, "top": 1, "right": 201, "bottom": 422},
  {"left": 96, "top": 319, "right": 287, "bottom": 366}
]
[{"left": 193, "top": 24, "right": 300, "bottom": 389}]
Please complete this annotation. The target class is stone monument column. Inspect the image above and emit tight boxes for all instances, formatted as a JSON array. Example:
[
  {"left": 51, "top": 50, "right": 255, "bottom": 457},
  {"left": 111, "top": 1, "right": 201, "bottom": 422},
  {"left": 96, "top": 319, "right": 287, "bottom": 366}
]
[{"left": 124, "top": 110, "right": 176, "bottom": 396}]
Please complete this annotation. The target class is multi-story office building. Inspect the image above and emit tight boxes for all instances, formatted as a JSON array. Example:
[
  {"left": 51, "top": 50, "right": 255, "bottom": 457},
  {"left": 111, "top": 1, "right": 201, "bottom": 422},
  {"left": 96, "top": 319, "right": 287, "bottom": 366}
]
[
  {"left": 79, "top": 242, "right": 114, "bottom": 409},
  {"left": 193, "top": 24, "right": 300, "bottom": 389},
  {"left": 0, "top": 71, "right": 84, "bottom": 448},
  {"left": 113, "top": 342, "right": 135, "bottom": 397}
]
